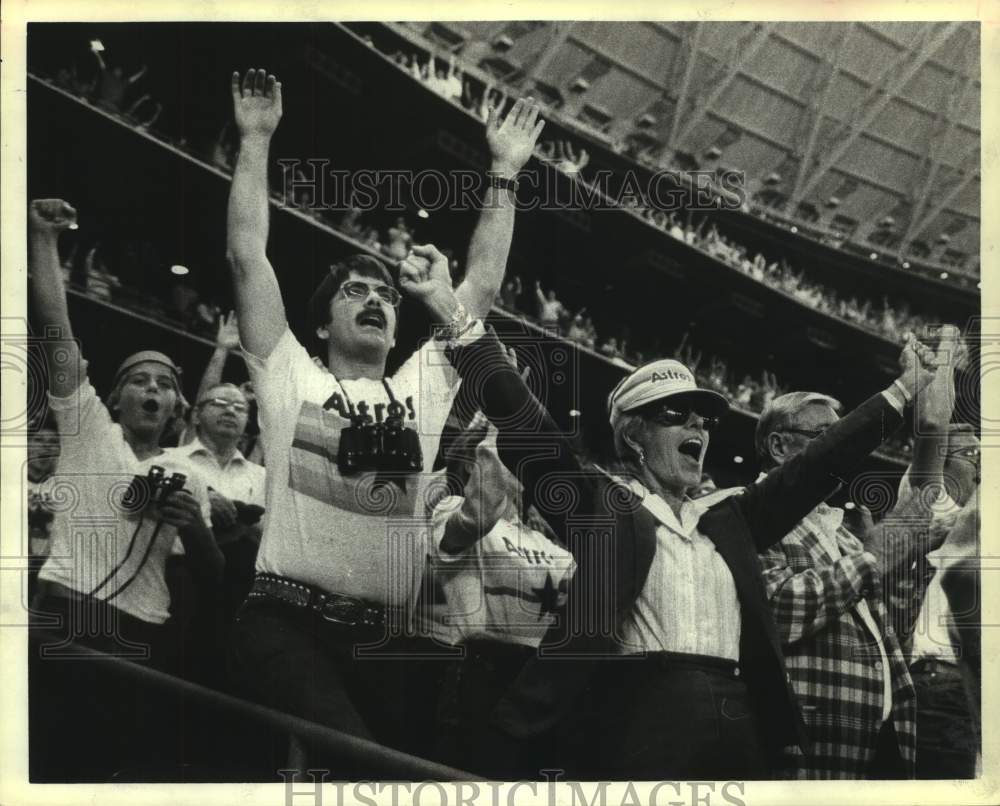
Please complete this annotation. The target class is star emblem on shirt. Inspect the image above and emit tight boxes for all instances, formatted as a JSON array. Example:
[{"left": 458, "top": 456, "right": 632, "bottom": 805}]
[{"left": 533, "top": 572, "right": 561, "bottom": 619}]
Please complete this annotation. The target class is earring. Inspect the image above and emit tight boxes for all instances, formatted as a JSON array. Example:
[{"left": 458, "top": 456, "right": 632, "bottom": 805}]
[{"left": 637, "top": 447, "right": 646, "bottom": 465}]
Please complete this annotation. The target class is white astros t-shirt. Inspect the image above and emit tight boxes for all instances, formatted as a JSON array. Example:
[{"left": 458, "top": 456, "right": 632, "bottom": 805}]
[
  {"left": 244, "top": 327, "right": 467, "bottom": 606},
  {"left": 39, "top": 378, "right": 212, "bottom": 625},
  {"left": 420, "top": 495, "right": 576, "bottom": 648}
]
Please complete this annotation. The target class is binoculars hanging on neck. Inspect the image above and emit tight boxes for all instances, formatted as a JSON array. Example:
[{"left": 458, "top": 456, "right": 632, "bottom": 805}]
[{"left": 336, "top": 411, "right": 423, "bottom": 476}]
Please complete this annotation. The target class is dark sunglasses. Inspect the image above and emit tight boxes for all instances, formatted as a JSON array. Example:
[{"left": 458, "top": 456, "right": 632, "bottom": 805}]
[
  {"left": 644, "top": 404, "right": 721, "bottom": 432},
  {"left": 340, "top": 280, "right": 401, "bottom": 308}
]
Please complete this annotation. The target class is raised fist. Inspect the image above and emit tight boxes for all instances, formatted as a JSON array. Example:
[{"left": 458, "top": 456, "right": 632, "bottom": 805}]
[
  {"left": 29, "top": 199, "right": 77, "bottom": 235},
  {"left": 398, "top": 243, "right": 452, "bottom": 303},
  {"left": 896, "top": 332, "right": 944, "bottom": 402}
]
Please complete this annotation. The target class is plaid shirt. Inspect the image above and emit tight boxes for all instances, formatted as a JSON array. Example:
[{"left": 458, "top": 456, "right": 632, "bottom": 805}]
[{"left": 759, "top": 495, "right": 931, "bottom": 779}]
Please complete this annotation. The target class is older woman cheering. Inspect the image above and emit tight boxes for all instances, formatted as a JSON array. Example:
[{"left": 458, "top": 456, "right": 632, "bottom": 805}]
[
  {"left": 595, "top": 361, "right": 761, "bottom": 776},
  {"left": 446, "top": 329, "right": 942, "bottom": 780}
]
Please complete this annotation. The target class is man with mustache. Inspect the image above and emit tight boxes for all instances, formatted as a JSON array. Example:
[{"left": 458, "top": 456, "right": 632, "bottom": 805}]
[{"left": 224, "top": 68, "right": 543, "bottom": 753}]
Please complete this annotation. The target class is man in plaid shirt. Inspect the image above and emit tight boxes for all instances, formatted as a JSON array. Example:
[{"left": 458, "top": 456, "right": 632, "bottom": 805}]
[{"left": 755, "top": 330, "right": 959, "bottom": 779}]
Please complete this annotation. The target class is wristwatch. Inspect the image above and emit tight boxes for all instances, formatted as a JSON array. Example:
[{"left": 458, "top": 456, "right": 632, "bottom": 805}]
[
  {"left": 433, "top": 301, "right": 475, "bottom": 343},
  {"left": 488, "top": 174, "right": 520, "bottom": 193},
  {"left": 891, "top": 378, "right": 913, "bottom": 406}
]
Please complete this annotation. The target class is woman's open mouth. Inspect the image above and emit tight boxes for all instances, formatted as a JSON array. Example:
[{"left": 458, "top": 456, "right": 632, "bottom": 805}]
[{"left": 678, "top": 437, "right": 703, "bottom": 462}]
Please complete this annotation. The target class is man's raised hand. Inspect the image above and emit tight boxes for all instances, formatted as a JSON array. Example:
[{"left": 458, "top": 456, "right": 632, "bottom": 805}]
[
  {"left": 216, "top": 310, "right": 241, "bottom": 351},
  {"left": 487, "top": 96, "right": 545, "bottom": 177},
  {"left": 231, "top": 68, "right": 282, "bottom": 140},
  {"left": 460, "top": 441, "right": 510, "bottom": 534}
]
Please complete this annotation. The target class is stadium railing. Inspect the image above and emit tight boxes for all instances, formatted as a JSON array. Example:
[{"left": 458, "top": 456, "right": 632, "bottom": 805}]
[{"left": 27, "top": 629, "right": 473, "bottom": 781}]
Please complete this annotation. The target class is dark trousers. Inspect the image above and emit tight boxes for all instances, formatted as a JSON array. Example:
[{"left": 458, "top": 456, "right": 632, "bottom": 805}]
[
  {"left": 869, "top": 720, "right": 907, "bottom": 779},
  {"left": 229, "top": 598, "right": 431, "bottom": 765},
  {"left": 433, "top": 639, "right": 537, "bottom": 778},
  {"left": 29, "top": 589, "right": 181, "bottom": 781},
  {"left": 30, "top": 586, "right": 178, "bottom": 673},
  {"left": 170, "top": 539, "right": 261, "bottom": 691},
  {"left": 912, "top": 660, "right": 979, "bottom": 779},
  {"left": 591, "top": 653, "right": 769, "bottom": 780}
]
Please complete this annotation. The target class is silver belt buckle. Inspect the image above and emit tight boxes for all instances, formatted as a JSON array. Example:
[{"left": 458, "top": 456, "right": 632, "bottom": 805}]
[{"left": 320, "top": 595, "right": 363, "bottom": 626}]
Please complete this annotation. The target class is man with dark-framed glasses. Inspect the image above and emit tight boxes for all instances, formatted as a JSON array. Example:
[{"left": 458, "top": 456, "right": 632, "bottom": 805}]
[{"left": 222, "top": 67, "right": 544, "bottom": 754}]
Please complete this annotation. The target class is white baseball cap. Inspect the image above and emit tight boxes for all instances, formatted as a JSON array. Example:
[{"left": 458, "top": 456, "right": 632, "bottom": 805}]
[{"left": 607, "top": 359, "right": 729, "bottom": 428}]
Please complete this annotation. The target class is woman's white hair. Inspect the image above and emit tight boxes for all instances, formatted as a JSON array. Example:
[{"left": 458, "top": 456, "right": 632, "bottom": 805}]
[{"left": 612, "top": 410, "right": 647, "bottom": 469}]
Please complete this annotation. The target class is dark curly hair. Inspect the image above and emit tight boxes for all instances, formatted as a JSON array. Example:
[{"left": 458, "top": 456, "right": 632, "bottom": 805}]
[{"left": 307, "top": 254, "right": 396, "bottom": 333}]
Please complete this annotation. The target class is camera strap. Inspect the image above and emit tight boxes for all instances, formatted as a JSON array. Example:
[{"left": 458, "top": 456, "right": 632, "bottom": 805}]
[
  {"left": 104, "top": 521, "right": 165, "bottom": 602},
  {"left": 381, "top": 378, "right": 403, "bottom": 418},
  {"left": 336, "top": 378, "right": 355, "bottom": 411},
  {"left": 88, "top": 514, "right": 147, "bottom": 597}
]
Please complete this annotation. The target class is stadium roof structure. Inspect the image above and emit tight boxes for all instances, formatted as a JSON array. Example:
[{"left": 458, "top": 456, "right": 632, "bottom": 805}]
[{"left": 405, "top": 20, "right": 980, "bottom": 273}]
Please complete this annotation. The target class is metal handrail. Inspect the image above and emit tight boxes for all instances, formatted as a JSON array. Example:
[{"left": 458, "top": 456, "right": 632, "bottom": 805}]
[{"left": 28, "top": 631, "right": 475, "bottom": 781}]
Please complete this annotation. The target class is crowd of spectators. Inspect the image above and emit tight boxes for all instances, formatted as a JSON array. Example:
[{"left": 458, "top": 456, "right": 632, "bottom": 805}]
[
  {"left": 385, "top": 32, "right": 979, "bottom": 289},
  {"left": 38, "top": 38, "right": 939, "bottom": 476},
  {"left": 50, "top": 197, "right": 918, "bottom": 464},
  {"left": 642, "top": 212, "right": 939, "bottom": 341},
  {"left": 53, "top": 40, "right": 162, "bottom": 128},
  {"left": 24, "top": 55, "right": 981, "bottom": 785},
  {"left": 748, "top": 201, "right": 981, "bottom": 282},
  {"left": 42, "top": 38, "right": 954, "bottom": 360},
  {"left": 386, "top": 41, "right": 949, "bottom": 348}
]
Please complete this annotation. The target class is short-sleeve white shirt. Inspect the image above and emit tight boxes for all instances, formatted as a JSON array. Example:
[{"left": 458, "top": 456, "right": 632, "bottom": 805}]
[
  {"left": 243, "top": 327, "right": 466, "bottom": 606},
  {"left": 38, "top": 379, "right": 212, "bottom": 624},
  {"left": 164, "top": 436, "right": 266, "bottom": 508}
]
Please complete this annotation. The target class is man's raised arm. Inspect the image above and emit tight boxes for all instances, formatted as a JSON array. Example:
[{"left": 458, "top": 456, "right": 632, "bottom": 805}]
[
  {"left": 455, "top": 97, "right": 544, "bottom": 319},
  {"left": 226, "top": 68, "right": 288, "bottom": 359},
  {"left": 28, "top": 199, "right": 83, "bottom": 398},
  {"left": 907, "top": 324, "right": 961, "bottom": 492}
]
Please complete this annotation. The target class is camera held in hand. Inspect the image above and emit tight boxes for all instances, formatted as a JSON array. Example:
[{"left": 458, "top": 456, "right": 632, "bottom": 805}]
[{"left": 122, "top": 465, "right": 187, "bottom": 516}]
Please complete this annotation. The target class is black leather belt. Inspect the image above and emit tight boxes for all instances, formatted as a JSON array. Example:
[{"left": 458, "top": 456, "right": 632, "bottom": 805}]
[
  {"left": 462, "top": 639, "right": 536, "bottom": 668},
  {"left": 248, "top": 573, "right": 401, "bottom": 628},
  {"left": 649, "top": 650, "right": 741, "bottom": 679},
  {"left": 911, "top": 657, "right": 959, "bottom": 675}
]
